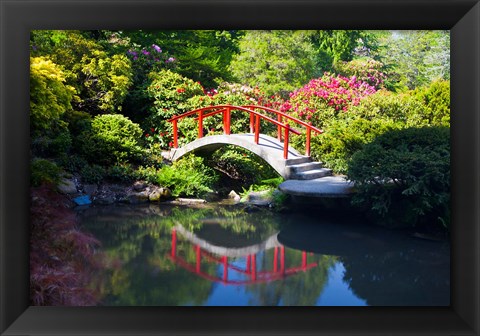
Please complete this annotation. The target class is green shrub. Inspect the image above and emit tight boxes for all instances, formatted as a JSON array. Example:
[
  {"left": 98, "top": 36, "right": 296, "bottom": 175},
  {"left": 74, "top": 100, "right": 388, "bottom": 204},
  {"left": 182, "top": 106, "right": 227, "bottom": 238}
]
[
  {"left": 141, "top": 70, "right": 205, "bottom": 148},
  {"left": 31, "top": 122, "right": 72, "bottom": 158},
  {"left": 415, "top": 80, "right": 450, "bottom": 126},
  {"left": 80, "top": 51, "right": 133, "bottom": 113},
  {"left": 56, "top": 154, "right": 88, "bottom": 173},
  {"left": 347, "top": 90, "right": 427, "bottom": 127},
  {"left": 159, "top": 155, "right": 218, "bottom": 197},
  {"left": 347, "top": 126, "right": 450, "bottom": 229},
  {"left": 77, "top": 114, "right": 143, "bottom": 165},
  {"left": 31, "top": 159, "right": 62, "bottom": 187},
  {"left": 63, "top": 110, "right": 92, "bottom": 137},
  {"left": 136, "top": 154, "right": 218, "bottom": 197},
  {"left": 146, "top": 69, "right": 204, "bottom": 120},
  {"left": 135, "top": 165, "right": 160, "bottom": 185},
  {"left": 107, "top": 164, "right": 137, "bottom": 182},
  {"left": 291, "top": 117, "right": 401, "bottom": 174},
  {"left": 80, "top": 164, "right": 106, "bottom": 184}
]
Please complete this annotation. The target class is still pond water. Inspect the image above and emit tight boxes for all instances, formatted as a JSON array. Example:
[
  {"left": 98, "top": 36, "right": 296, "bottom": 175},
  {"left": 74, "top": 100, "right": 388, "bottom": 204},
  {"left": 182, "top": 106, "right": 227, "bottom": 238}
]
[{"left": 78, "top": 202, "right": 450, "bottom": 306}]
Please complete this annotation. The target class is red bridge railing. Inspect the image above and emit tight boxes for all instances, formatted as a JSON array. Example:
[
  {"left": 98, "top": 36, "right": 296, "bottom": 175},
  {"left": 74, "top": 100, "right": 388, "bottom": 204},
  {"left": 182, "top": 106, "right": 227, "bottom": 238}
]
[{"left": 167, "top": 105, "right": 323, "bottom": 159}]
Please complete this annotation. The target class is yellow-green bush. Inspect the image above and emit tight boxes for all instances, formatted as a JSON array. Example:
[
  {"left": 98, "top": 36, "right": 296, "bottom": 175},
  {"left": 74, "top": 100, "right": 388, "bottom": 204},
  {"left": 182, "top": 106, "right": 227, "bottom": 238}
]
[
  {"left": 30, "top": 56, "right": 75, "bottom": 135},
  {"left": 415, "top": 80, "right": 450, "bottom": 126}
]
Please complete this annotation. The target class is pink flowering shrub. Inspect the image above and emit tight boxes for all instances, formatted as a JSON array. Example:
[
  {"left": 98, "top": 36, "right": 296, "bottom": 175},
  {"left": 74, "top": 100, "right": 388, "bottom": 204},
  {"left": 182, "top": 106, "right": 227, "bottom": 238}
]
[
  {"left": 333, "top": 58, "right": 386, "bottom": 90},
  {"left": 281, "top": 73, "right": 377, "bottom": 129}
]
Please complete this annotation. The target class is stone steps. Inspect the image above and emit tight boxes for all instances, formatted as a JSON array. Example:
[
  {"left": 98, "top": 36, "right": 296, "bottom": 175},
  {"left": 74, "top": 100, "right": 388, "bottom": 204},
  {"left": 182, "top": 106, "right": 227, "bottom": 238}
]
[
  {"left": 286, "top": 161, "right": 323, "bottom": 174},
  {"left": 289, "top": 168, "right": 333, "bottom": 180},
  {"left": 284, "top": 156, "right": 312, "bottom": 165},
  {"left": 286, "top": 159, "right": 332, "bottom": 180}
]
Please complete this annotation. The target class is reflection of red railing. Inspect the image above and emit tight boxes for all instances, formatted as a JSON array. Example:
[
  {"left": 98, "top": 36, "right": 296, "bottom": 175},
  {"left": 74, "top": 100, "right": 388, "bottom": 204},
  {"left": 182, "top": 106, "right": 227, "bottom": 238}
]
[
  {"left": 169, "top": 229, "right": 317, "bottom": 285},
  {"left": 167, "top": 105, "right": 323, "bottom": 159}
]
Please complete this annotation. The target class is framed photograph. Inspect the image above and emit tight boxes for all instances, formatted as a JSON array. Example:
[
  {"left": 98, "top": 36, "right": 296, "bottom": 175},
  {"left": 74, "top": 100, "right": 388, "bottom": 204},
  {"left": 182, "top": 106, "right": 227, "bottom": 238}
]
[{"left": 1, "top": 0, "right": 479, "bottom": 335}]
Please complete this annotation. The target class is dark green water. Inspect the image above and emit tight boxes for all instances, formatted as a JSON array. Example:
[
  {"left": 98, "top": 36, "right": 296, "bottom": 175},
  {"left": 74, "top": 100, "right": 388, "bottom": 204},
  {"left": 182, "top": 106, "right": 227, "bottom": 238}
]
[{"left": 77, "top": 203, "right": 450, "bottom": 306}]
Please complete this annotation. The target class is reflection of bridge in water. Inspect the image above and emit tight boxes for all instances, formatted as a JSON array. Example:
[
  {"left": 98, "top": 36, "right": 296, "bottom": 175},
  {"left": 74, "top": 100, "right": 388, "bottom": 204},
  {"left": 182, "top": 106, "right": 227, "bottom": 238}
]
[{"left": 168, "top": 224, "right": 317, "bottom": 285}]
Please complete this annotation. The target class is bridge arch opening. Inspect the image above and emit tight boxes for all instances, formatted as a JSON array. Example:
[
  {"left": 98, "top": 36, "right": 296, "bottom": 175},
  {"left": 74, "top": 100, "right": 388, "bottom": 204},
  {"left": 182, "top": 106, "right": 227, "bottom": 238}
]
[{"left": 175, "top": 143, "right": 282, "bottom": 192}]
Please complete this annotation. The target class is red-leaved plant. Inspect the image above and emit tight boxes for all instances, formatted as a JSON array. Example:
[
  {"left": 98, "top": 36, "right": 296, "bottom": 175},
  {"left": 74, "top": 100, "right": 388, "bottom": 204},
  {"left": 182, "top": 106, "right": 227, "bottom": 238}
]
[{"left": 30, "top": 184, "right": 101, "bottom": 306}]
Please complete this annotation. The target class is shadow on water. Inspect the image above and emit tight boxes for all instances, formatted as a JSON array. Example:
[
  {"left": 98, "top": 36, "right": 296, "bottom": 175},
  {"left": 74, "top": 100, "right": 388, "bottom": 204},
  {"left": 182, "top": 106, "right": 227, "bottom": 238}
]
[
  {"left": 78, "top": 203, "right": 450, "bottom": 306},
  {"left": 277, "top": 212, "right": 450, "bottom": 306}
]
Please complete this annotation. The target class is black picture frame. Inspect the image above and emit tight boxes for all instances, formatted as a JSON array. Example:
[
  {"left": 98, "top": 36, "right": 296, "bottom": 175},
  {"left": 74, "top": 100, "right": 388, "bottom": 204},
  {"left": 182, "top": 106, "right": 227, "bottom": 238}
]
[{"left": 1, "top": 0, "right": 479, "bottom": 335}]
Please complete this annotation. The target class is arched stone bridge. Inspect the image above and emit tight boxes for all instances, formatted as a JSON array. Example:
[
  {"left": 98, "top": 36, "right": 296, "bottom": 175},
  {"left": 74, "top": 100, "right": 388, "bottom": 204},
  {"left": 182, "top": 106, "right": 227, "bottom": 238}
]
[{"left": 165, "top": 105, "right": 332, "bottom": 180}]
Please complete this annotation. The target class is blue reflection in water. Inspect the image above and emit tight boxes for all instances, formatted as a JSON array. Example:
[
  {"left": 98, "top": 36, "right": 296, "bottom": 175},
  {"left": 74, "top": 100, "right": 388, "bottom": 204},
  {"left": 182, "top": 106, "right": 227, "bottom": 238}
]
[
  {"left": 78, "top": 204, "right": 450, "bottom": 307},
  {"left": 205, "top": 259, "right": 367, "bottom": 306},
  {"left": 316, "top": 263, "right": 367, "bottom": 306}
]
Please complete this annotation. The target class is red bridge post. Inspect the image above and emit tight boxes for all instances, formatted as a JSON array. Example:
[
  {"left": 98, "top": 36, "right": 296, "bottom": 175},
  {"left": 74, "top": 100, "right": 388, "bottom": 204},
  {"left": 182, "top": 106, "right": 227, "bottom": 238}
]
[
  {"left": 254, "top": 115, "right": 260, "bottom": 144},
  {"left": 224, "top": 107, "right": 231, "bottom": 135},
  {"left": 172, "top": 119, "right": 178, "bottom": 148},
  {"left": 280, "top": 247, "right": 285, "bottom": 275},
  {"left": 277, "top": 114, "right": 283, "bottom": 142},
  {"left": 251, "top": 254, "right": 257, "bottom": 280},
  {"left": 195, "top": 245, "right": 201, "bottom": 273},
  {"left": 249, "top": 112, "right": 254, "bottom": 133},
  {"left": 306, "top": 126, "right": 311, "bottom": 157},
  {"left": 283, "top": 124, "right": 290, "bottom": 159},
  {"left": 223, "top": 256, "right": 228, "bottom": 282},
  {"left": 198, "top": 110, "right": 204, "bottom": 138}
]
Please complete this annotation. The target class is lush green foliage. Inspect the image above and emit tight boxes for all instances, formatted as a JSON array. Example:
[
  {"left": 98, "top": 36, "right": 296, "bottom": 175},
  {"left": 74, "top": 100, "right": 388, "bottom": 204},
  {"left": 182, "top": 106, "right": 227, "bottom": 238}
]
[
  {"left": 30, "top": 159, "right": 62, "bottom": 187},
  {"left": 137, "top": 154, "right": 218, "bottom": 197},
  {"left": 309, "top": 30, "right": 371, "bottom": 71},
  {"left": 31, "top": 125, "right": 72, "bottom": 158},
  {"left": 28, "top": 29, "right": 453, "bottom": 308},
  {"left": 122, "top": 30, "right": 243, "bottom": 88},
  {"left": 347, "top": 90, "right": 427, "bottom": 126},
  {"left": 30, "top": 30, "right": 450, "bottom": 205},
  {"left": 80, "top": 164, "right": 107, "bottom": 184},
  {"left": 30, "top": 57, "right": 75, "bottom": 135},
  {"left": 370, "top": 30, "right": 450, "bottom": 90},
  {"left": 31, "top": 31, "right": 133, "bottom": 115},
  {"left": 305, "top": 118, "right": 401, "bottom": 173},
  {"left": 347, "top": 127, "right": 450, "bottom": 228},
  {"left": 210, "top": 146, "right": 279, "bottom": 186},
  {"left": 80, "top": 51, "right": 133, "bottom": 113},
  {"left": 230, "top": 30, "right": 318, "bottom": 96},
  {"left": 77, "top": 114, "right": 143, "bottom": 165},
  {"left": 145, "top": 69, "right": 204, "bottom": 130},
  {"left": 414, "top": 80, "right": 450, "bottom": 126},
  {"left": 106, "top": 163, "right": 137, "bottom": 183}
]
